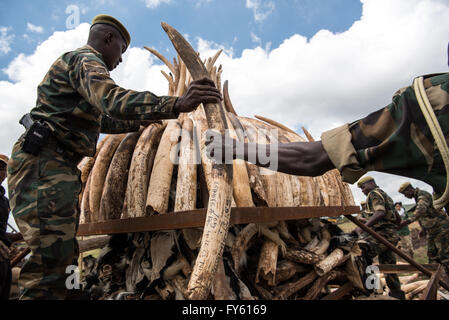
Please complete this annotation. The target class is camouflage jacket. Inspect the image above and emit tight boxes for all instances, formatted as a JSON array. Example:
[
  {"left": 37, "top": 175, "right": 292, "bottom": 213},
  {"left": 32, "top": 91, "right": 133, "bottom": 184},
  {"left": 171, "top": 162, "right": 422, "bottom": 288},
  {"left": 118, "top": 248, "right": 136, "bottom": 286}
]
[
  {"left": 321, "top": 73, "right": 449, "bottom": 195},
  {"left": 30, "top": 45, "right": 178, "bottom": 157},
  {"left": 365, "top": 187, "right": 398, "bottom": 232},
  {"left": 359, "top": 209, "right": 372, "bottom": 220},
  {"left": 410, "top": 188, "right": 449, "bottom": 237},
  {"left": 396, "top": 209, "right": 411, "bottom": 236}
]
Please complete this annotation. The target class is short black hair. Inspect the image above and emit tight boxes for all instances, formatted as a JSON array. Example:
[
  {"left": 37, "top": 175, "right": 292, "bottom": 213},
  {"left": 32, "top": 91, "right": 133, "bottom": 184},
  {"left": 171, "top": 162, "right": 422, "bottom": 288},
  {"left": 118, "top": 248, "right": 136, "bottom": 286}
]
[{"left": 394, "top": 202, "right": 402, "bottom": 206}]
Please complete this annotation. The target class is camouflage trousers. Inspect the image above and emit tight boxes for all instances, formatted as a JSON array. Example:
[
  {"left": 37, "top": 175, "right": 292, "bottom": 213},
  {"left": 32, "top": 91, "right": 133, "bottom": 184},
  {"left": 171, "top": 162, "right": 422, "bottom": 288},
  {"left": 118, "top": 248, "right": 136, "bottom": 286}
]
[
  {"left": 364, "top": 230, "right": 406, "bottom": 300},
  {"left": 427, "top": 228, "right": 449, "bottom": 275},
  {"left": 7, "top": 138, "right": 82, "bottom": 300}
]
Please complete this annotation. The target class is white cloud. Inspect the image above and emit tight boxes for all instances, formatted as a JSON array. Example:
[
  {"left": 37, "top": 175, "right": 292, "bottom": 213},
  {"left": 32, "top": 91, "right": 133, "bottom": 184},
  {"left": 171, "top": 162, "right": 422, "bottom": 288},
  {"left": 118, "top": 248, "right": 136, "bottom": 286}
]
[
  {"left": 195, "top": 0, "right": 212, "bottom": 7},
  {"left": 246, "top": 0, "right": 275, "bottom": 22},
  {"left": 250, "top": 32, "right": 261, "bottom": 45},
  {"left": 0, "top": 24, "right": 91, "bottom": 161},
  {"left": 0, "top": 27, "right": 14, "bottom": 54},
  {"left": 0, "top": 0, "right": 448, "bottom": 210},
  {"left": 195, "top": 0, "right": 449, "bottom": 138},
  {"left": 26, "top": 22, "right": 44, "bottom": 33},
  {"left": 196, "top": 0, "right": 449, "bottom": 199},
  {"left": 0, "top": 22, "right": 171, "bottom": 163},
  {"left": 143, "top": 0, "right": 172, "bottom": 8},
  {"left": 348, "top": 172, "right": 433, "bottom": 207}
]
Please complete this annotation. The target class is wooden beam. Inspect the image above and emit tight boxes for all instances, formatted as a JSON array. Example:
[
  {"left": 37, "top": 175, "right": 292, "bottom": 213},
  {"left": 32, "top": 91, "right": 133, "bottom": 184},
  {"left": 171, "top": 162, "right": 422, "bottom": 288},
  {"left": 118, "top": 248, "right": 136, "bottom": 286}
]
[
  {"left": 10, "top": 248, "right": 31, "bottom": 268},
  {"left": 78, "top": 236, "right": 111, "bottom": 253},
  {"left": 421, "top": 264, "right": 443, "bottom": 300},
  {"left": 376, "top": 264, "right": 440, "bottom": 274},
  {"left": 77, "top": 206, "right": 360, "bottom": 236}
]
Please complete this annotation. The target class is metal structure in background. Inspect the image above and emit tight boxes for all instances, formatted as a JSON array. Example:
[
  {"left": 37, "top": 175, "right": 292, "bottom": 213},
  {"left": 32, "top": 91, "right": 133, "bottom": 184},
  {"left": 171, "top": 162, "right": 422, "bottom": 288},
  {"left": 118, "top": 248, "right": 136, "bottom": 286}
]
[{"left": 77, "top": 206, "right": 360, "bottom": 236}]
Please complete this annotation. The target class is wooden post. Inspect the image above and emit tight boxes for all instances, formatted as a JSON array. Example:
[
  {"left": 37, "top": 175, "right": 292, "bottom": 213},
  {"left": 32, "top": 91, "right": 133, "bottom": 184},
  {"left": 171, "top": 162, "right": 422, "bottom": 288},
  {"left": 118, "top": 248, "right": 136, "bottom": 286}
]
[{"left": 421, "top": 264, "right": 442, "bottom": 300}]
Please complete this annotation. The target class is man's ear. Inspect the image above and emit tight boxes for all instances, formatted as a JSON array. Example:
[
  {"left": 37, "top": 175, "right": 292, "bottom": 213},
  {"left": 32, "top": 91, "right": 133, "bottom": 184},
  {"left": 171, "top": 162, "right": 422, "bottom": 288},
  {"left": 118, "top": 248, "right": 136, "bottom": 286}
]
[{"left": 104, "top": 31, "right": 113, "bottom": 45}]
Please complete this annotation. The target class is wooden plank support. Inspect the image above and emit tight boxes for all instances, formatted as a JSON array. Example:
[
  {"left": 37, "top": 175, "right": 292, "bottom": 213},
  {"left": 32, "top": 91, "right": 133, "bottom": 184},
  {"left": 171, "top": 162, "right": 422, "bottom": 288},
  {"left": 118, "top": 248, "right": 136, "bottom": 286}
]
[
  {"left": 375, "top": 264, "right": 440, "bottom": 274},
  {"left": 77, "top": 206, "right": 360, "bottom": 236},
  {"left": 10, "top": 247, "right": 31, "bottom": 268},
  {"left": 321, "top": 282, "right": 354, "bottom": 300},
  {"left": 421, "top": 264, "right": 443, "bottom": 300},
  {"left": 78, "top": 235, "right": 111, "bottom": 253}
]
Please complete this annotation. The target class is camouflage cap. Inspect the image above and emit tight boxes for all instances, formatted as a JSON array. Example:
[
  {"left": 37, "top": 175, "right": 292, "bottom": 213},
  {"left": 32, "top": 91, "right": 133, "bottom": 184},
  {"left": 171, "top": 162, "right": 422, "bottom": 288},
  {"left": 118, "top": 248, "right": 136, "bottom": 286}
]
[
  {"left": 357, "top": 175, "right": 374, "bottom": 188},
  {"left": 0, "top": 154, "right": 8, "bottom": 165},
  {"left": 91, "top": 14, "right": 131, "bottom": 48},
  {"left": 398, "top": 182, "right": 412, "bottom": 193}
]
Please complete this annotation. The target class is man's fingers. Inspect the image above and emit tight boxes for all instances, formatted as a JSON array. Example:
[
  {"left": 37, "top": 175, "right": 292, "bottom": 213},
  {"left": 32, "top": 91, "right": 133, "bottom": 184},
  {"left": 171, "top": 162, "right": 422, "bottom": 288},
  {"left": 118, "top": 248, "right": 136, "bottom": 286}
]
[
  {"left": 189, "top": 83, "right": 219, "bottom": 90},
  {"left": 189, "top": 86, "right": 222, "bottom": 98},
  {"left": 0, "top": 242, "right": 10, "bottom": 260},
  {"left": 192, "top": 77, "right": 217, "bottom": 87},
  {"left": 187, "top": 83, "right": 221, "bottom": 94}
]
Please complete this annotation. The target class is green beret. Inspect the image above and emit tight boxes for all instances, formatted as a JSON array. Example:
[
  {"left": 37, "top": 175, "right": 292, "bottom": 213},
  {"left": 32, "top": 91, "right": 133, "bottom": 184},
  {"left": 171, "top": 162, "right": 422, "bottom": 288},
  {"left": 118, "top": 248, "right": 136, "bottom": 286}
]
[
  {"left": 91, "top": 14, "right": 131, "bottom": 48},
  {"left": 357, "top": 176, "right": 374, "bottom": 188},
  {"left": 398, "top": 182, "right": 412, "bottom": 193}
]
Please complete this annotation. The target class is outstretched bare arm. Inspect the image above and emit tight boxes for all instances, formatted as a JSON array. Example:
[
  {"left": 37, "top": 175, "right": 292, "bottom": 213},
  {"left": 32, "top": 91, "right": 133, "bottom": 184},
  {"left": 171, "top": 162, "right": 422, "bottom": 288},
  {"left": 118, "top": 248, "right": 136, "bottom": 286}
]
[{"left": 206, "top": 136, "right": 335, "bottom": 177}]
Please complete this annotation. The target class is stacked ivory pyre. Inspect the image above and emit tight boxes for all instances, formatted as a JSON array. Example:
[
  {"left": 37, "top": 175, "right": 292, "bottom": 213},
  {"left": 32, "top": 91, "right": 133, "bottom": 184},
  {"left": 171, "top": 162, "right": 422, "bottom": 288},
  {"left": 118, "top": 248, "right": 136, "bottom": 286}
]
[{"left": 78, "top": 49, "right": 365, "bottom": 300}]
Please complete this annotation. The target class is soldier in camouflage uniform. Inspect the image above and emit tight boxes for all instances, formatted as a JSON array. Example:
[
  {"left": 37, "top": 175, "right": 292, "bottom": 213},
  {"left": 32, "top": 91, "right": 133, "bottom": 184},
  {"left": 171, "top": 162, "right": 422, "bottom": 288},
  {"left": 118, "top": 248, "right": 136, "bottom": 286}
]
[
  {"left": 7, "top": 14, "right": 221, "bottom": 300},
  {"left": 358, "top": 200, "right": 371, "bottom": 223},
  {"left": 208, "top": 69, "right": 449, "bottom": 205},
  {"left": 353, "top": 176, "right": 405, "bottom": 299},
  {"left": 398, "top": 182, "right": 449, "bottom": 276}
]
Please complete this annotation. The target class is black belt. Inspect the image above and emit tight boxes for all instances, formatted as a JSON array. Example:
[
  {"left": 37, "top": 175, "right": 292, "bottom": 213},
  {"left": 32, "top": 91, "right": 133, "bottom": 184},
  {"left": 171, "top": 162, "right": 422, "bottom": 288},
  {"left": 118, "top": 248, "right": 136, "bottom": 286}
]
[
  {"left": 19, "top": 114, "right": 83, "bottom": 166},
  {"left": 20, "top": 131, "right": 83, "bottom": 166},
  {"left": 45, "top": 134, "right": 84, "bottom": 165}
]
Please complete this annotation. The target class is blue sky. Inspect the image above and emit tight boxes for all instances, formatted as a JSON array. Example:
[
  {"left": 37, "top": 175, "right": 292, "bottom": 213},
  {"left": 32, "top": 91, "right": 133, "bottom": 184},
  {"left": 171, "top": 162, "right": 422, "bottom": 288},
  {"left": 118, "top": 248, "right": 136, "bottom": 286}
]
[
  {"left": 1, "top": 0, "right": 449, "bottom": 225},
  {"left": 0, "top": 0, "right": 362, "bottom": 81}
]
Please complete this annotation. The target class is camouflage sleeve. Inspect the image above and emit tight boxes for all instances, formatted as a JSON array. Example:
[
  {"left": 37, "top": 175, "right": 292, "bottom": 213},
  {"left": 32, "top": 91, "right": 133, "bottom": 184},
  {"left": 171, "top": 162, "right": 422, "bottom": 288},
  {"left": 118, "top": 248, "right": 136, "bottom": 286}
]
[
  {"left": 100, "top": 114, "right": 141, "bottom": 134},
  {"left": 408, "top": 212, "right": 419, "bottom": 223},
  {"left": 69, "top": 52, "right": 178, "bottom": 121},
  {"left": 415, "top": 192, "right": 432, "bottom": 217},
  {"left": 321, "top": 123, "right": 367, "bottom": 183},
  {"left": 368, "top": 191, "right": 386, "bottom": 213},
  {"left": 321, "top": 73, "right": 449, "bottom": 192}
]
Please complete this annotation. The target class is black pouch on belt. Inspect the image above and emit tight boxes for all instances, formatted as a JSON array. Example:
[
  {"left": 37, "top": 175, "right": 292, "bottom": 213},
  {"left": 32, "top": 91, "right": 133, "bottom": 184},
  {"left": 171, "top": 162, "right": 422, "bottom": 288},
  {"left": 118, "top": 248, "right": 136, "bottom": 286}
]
[{"left": 22, "top": 121, "right": 50, "bottom": 155}]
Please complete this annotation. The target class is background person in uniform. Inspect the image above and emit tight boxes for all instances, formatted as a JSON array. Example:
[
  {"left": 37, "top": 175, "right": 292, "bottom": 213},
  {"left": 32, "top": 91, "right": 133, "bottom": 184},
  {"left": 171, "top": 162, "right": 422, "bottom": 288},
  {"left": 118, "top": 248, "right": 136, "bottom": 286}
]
[
  {"left": 0, "top": 154, "right": 23, "bottom": 300},
  {"left": 398, "top": 182, "right": 449, "bottom": 278},
  {"left": 358, "top": 200, "right": 370, "bottom": 223},
  {"left": 7, "top": 14, "right": 221, "bottom": 300},
  {"left": 352, "top": 176, "right": 406, "bottom": 299},
  {"left": 394, "top": 201, "right": 414, "bottom": 258},
  {"left": 0, "top": 154, "right": 12, "bottom": 300}
]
